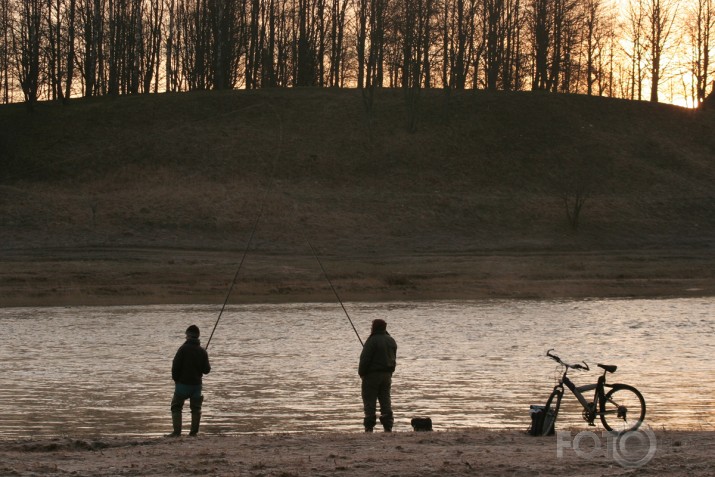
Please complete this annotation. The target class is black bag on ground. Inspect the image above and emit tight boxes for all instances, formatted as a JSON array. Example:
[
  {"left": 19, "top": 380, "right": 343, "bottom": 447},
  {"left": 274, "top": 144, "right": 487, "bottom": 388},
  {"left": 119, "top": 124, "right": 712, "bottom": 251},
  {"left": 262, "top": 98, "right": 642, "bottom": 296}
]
[
  {"left": 527, "top": 405, "right": 554, "bottom": 436},
  {"left": 411, "top": 417, "right": 433, "bottom": 431}
]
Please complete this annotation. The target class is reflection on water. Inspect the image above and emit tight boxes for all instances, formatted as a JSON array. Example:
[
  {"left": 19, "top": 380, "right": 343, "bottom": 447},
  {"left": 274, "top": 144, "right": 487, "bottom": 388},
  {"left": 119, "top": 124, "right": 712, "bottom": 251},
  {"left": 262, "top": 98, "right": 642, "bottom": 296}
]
[{"left": 1, "top": 298, "right": 713, "bottom": 439}]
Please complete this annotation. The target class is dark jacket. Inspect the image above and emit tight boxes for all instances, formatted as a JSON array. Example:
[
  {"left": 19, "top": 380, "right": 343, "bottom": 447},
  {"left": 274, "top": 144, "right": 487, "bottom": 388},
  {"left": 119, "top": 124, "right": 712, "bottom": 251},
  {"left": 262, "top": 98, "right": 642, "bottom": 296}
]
[
  {"left": 172, "top": 338, "right": 211, "bottom": 385},
  {"left": 359, "top": 330, "right": 397, "bottom": 377}
]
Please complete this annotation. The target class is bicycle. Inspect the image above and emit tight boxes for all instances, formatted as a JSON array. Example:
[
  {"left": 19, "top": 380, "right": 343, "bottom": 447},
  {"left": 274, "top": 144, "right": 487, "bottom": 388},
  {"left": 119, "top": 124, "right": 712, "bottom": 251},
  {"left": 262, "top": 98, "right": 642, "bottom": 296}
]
[{"left": 538, "top": 349, "right": 646, "bottom": 435}]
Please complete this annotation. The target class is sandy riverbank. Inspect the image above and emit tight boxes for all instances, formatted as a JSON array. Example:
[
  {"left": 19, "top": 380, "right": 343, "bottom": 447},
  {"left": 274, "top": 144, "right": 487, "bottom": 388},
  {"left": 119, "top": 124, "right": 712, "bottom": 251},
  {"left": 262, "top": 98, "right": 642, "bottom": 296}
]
[{"left": 1, "top": 428, "right": 712, "bottom": 476}]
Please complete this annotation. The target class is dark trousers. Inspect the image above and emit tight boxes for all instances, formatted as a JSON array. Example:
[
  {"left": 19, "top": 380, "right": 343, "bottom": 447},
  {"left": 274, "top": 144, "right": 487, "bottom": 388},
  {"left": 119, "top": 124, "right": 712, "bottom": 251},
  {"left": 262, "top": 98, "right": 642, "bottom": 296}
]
[
  {"left": 170, "top": 383, "right": 203, "bottom": 435},
  {"left": 361, "top": 371, "right": 394, "bottom": 431},
  {"left": 171, "top": 383, "right": 203, "bottom": 414}
]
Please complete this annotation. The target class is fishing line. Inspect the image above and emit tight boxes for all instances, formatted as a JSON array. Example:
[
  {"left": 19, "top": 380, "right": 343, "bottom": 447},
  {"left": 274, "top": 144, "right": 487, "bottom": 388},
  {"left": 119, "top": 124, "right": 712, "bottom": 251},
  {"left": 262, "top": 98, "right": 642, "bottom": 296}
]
[
  {"left": 305, "top": 238, "right": 363, "bottom": 347},
  {"left": 204, "top": 190, "right": 268, "bottom": 350},
  {"left": 205, "top": 102, "right": 283, "bottom": 350}
]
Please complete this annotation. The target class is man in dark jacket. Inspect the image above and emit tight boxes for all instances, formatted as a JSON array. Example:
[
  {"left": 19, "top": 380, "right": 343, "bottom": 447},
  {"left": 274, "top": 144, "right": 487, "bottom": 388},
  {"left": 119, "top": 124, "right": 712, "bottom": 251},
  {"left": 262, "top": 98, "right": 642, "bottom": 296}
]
[
  {"left": 359, "top": 319, "right": 397, "bottom": 432},
  {"left": 167, "top": 324, "right": 211, "bottom": 437}
]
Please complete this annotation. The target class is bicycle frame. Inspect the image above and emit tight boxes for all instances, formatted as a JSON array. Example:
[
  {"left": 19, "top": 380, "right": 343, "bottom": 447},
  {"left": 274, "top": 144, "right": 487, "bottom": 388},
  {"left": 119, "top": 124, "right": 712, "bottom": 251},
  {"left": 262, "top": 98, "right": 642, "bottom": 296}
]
[
  {"left": 546, "top": 349, "right": 616, "bottom": 424},
  {"left": 554, "top": 367, "right": 609, "bottom": 424}
]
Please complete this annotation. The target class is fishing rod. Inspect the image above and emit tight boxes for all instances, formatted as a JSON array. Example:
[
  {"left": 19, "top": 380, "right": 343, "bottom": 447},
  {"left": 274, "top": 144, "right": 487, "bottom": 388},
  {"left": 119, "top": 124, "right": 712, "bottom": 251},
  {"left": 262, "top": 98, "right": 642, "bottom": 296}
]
[
  {"left": 306, "top": 239, "right": 363, "bottom": 347},
  {"left": 205, "top": 102, "right": 283, "bottom": 350},
  {"left": 204, "top": 191, "right": 269, "bottom": 350}
]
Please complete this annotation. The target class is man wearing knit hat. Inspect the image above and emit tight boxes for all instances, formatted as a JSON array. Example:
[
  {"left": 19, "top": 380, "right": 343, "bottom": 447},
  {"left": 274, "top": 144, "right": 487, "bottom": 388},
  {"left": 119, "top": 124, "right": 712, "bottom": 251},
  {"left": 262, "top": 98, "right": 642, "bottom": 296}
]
[
  {"left": 167, "top": 324, "right": 211, "bottom": 437},
  {"left": 358, "top": 319, "right": 398, "bottom": 432}
]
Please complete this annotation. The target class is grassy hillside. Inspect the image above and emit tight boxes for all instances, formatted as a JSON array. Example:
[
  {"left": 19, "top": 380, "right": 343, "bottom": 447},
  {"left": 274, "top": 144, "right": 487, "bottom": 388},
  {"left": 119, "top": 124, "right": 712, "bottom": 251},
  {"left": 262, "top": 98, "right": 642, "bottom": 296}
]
[
  {"left": 1, "top": 89, "right": 714, "bottom": 305},
  {"left": 2, "top": 88, "right": 714, "bottom": 252}
]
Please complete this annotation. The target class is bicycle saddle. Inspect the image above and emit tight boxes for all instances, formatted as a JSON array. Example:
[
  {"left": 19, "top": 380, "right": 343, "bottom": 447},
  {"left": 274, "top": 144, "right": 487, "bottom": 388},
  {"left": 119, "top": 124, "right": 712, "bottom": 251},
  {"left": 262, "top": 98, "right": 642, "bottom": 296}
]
[{"left": 597, "top": 364, "right": 617, "bottom": 373}]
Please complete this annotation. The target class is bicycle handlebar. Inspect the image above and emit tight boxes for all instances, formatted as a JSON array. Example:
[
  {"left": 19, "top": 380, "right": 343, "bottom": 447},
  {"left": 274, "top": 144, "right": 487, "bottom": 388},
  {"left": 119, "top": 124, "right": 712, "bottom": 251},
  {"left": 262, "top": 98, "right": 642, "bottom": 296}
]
[{"left": 546, "top": 349, "right": 590, "bottom": 371}]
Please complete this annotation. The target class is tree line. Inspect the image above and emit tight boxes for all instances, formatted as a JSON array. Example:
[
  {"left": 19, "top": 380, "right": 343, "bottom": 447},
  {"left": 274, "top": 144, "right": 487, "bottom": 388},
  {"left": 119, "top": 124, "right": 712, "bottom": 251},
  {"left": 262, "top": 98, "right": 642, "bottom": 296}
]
[{"left": 1, "top": 0, "right": 713, "bottom": 109}]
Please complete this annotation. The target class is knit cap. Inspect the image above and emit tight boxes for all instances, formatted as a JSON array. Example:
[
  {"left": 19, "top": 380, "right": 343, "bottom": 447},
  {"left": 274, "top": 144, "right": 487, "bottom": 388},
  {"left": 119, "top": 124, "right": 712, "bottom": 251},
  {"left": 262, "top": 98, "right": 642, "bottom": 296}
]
[{"left": 186, "top": 325, "right": 200, "bottom": 338}]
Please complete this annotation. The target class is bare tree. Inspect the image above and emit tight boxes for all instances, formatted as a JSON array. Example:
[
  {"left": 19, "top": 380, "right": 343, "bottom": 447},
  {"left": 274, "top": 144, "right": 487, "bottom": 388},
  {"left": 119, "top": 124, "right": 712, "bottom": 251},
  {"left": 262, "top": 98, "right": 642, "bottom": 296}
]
[
  {"left": 106, "top": 0, "right": 120, "bottom": 94},
  {"left": 481, "top": 0, "right": 528, "bottom": 90},
  {"left": 260, "top": 0, "right": 274, "bottom": 87},
  {"left": 274, "top": 0, "right": 295, "bottom": 86},
  {"left": 484, "top": 0, "right": 506, "bottom": 89},
  {"left": 296, "top": 0, "right": 314, "bottom": 85},
  {"left": 65, "top": 0, "right": 77, "bottom": 99},
  {"left": 601, "top": 21, "right": 617, "bottom": 95},
  {"left": 140, "top": 0, "right": 163, "bottom": 93},
  {"left": 1, "top": 0, "right": 11, "bottom": 103},
  {"left": 14, "top": 0, "right": 45, "bottom": 109},
  {"left": 502, "top": 0, "right": 524, "bottom": 90},
  {"left": 295, "top": 0, "right": 328, "bottom": 85},
  {"left": 550, "top": 0, "right": 581, "bottom": 92},
  {"left": 356, "top": 0, "right": 387, "bottom": 88},
  {"left": 685, "top": 0, "right": 714, "bottom": 105},
  {"left": 582, "top": 0, "right": 614, "bottom": 95},
  {"left": 369, "top": 0, "right": 386, "bottom": 86},
  {"left": 165, "top": 0, "right": 175, "bottom": 90},
  {"left": 328, "top": 0, "right": 349, "bottom": 86},
  {"left": 356, "top": 0, "right": 367, "bottom": 87},
  {"left": 402, "top": 0, "right": 432, "bottom": 132},
  {"left": 46, "top": 0, "right": 64, "bottom": 100},
  {"left": 530, "top": 0, "right": 550, "bottom": 89},
  {"left": 549, "top": 144, "right": 612, "bottom": 231},
  {"left": 175, "top": 0, "right": 214, "bottom": 90},
  {"left": 443, "top": 0, "right": 477, "bottom": 89},
  {"left": 622, "top": 0, "right": 647, "bottom": 100},
  {"left": 76, "top": 0, "right": 106, "bottom": 97},
  {"left": 643, "top": 0, "right": 679, "bottom": 102},
  {"left": 208, "top": 0, "right": 240, "bottom": 89}
]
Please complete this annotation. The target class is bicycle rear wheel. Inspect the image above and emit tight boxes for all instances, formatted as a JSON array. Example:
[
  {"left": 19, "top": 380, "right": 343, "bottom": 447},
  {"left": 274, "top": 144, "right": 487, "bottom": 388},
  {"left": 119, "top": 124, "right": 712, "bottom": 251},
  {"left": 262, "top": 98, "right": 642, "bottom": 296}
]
[
  {"left": 600, "top": 384, "right": 646, "bottom": 433},
  {"left": 542, "top": 387, "right": 563, "bottom": 436}
]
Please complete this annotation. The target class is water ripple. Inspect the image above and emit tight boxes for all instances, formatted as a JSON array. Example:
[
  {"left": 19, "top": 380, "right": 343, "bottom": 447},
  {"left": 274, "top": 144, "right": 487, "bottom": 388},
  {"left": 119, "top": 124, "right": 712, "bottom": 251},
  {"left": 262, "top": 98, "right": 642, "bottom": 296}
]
[{"left": 1, "top": 298, "right": 713, "bottom": 438}]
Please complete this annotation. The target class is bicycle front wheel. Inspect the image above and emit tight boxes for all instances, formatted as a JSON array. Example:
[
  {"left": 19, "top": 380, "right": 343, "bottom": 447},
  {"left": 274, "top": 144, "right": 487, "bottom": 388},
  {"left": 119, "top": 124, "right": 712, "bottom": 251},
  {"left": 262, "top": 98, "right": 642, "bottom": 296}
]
[
  {"left": 600, "top": 384, "right": 646, "bottom": 433},
  {"left": 542, "top": 388, "right": 563, "bottom": 436}
]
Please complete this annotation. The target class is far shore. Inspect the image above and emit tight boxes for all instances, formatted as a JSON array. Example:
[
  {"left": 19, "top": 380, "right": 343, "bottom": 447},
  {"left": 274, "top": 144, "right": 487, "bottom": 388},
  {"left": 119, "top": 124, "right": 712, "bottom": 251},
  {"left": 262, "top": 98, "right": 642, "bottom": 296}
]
[{"left": 2, "top": 248, "right": 714, "bottom": 308}]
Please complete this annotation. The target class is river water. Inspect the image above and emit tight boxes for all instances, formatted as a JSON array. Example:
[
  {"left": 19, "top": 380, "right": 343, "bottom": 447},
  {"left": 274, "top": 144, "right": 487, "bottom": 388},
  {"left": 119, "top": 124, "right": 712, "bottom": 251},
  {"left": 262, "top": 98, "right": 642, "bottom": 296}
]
[{"left": 1, "top": 298, "right": 713, "bottom": 439}]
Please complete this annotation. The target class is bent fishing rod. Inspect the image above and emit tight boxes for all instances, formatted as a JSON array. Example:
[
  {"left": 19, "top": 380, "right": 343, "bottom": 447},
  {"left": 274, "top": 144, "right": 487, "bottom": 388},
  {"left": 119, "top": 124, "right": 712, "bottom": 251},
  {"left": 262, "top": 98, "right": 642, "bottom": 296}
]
[{"left": 306, "top": 239, "right": 363, "bottom": 347}]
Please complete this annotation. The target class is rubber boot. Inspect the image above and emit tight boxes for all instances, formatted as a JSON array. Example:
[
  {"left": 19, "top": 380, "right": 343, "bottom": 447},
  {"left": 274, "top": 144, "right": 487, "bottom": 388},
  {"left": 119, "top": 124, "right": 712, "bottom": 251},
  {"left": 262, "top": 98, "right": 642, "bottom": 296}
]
[
  {"left": 189, "top": 413, "right": 201, "bottom": 436},
  {"left": 364, "top": 415, "right": 377, "bottom": 433},
  {"left": 166, "top": 411, "right": 181, "bottom": 437},
  {"left": 189, "top": 396, "right": 203, "bottom": 436},
  {"left": 380, "top": 413, "right": 394, "bottom": 432}
]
